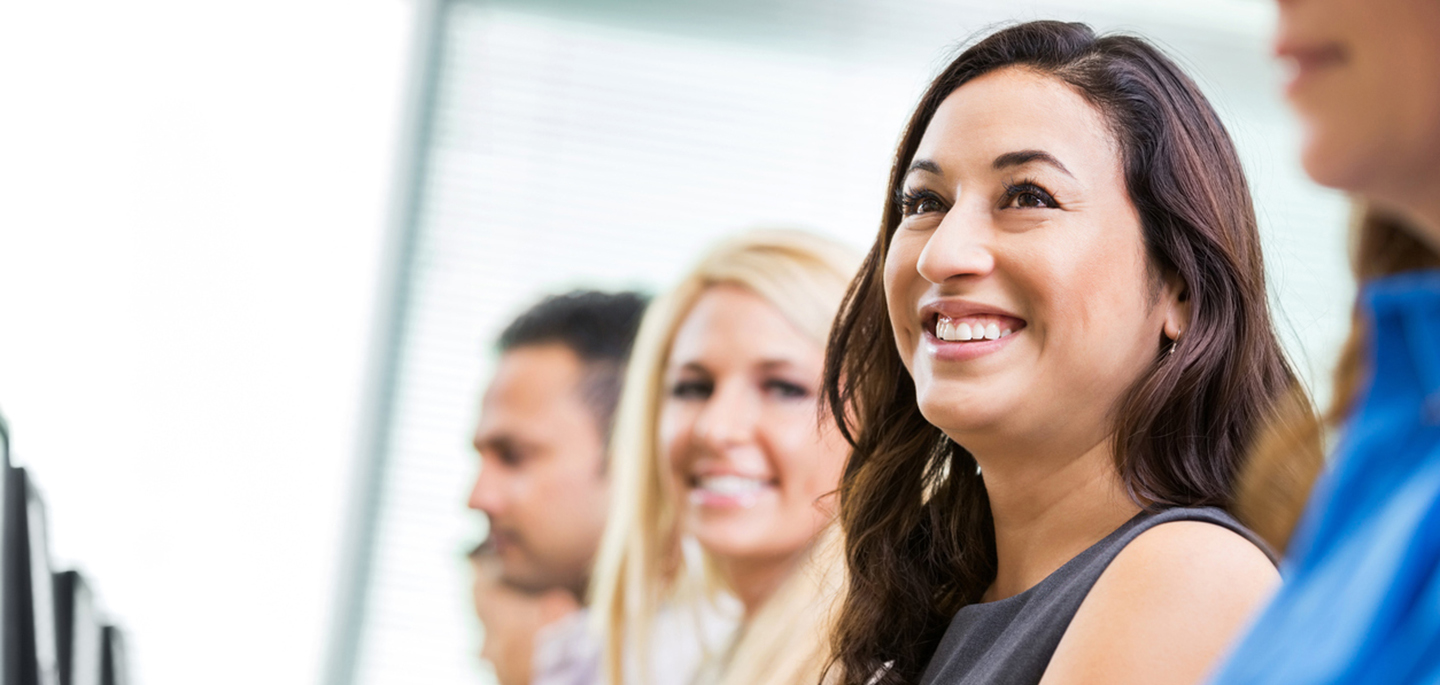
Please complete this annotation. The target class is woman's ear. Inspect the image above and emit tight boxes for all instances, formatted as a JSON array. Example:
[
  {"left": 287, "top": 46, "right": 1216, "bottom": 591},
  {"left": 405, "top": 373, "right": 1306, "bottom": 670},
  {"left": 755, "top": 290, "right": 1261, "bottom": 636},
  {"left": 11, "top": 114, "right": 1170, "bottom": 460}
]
[{"left": 1162, "top": 271, "right": 1191, "bottom": 342}]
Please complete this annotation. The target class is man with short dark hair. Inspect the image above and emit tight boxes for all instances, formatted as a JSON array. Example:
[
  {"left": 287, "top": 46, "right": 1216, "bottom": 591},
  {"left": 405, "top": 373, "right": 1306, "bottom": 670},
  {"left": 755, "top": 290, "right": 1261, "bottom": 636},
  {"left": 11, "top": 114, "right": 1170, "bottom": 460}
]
[{"left": 468, "top": 290, "right": 647, "bottom": 685}]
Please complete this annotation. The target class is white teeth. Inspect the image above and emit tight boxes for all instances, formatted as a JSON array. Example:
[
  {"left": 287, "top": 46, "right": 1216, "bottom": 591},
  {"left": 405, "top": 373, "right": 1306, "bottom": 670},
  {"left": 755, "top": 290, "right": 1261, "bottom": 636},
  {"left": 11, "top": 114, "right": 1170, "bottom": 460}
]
[
  {"left": 695, "top": 475, "right": 766, "bottom": 496},
  {"left": 936, "top": 317, "right": 1020, "bottom": 342}
]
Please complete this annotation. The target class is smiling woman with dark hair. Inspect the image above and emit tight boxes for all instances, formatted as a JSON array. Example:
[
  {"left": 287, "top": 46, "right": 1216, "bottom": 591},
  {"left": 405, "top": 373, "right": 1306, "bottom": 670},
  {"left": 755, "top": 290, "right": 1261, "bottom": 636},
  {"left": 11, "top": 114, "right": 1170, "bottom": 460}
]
[{"left": 822, "top": 21, "right": 1312, "bottom": 685}]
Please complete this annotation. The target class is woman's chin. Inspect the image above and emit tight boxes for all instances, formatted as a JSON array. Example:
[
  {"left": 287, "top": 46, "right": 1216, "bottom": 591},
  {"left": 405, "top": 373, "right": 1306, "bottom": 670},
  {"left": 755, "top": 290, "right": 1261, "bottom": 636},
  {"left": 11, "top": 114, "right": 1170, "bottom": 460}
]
[
  {"left": 917, "top": 394, "right": 1011, "bottom": 441},
  {"left": 1301, "top": 138, "right": 1361, "bottom": 191},
  {"left": 1297, "top": 111, "right": 1398, "bottom": 194},
  {"left": 687, "top": 507, "right": 772, "bottom": 554},
  {"left": 691, "top": 531, "right": 789, "bottom": 565},
  {"left": 688, "top": 514, "right": 821, "bottom": 566}
]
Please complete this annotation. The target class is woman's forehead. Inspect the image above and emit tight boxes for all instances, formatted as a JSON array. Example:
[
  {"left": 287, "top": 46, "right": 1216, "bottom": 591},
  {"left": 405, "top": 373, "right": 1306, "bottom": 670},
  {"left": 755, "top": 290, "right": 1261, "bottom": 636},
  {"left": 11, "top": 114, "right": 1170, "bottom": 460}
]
[
  {"left": 666, "top": 287, "right": 821, "bottom": 371},
  {"left": 913, "top": 68, "right": 1119, "bottom": 179}
]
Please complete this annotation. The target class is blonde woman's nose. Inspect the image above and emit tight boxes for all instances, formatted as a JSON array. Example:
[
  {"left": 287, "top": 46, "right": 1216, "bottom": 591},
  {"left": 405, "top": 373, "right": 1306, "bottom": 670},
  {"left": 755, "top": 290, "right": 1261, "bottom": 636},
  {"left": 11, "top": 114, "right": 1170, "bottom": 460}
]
[{"left": 692, "top": 381, "right": 760, "bottom": 448}]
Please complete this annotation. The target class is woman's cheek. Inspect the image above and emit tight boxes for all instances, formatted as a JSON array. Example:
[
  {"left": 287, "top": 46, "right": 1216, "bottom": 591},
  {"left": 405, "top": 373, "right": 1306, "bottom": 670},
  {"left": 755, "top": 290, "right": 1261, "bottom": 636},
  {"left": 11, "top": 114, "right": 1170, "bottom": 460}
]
[
  {"left": 797, "top": 430, "right": 842, "bottom": 503},
  {"left": 657, "top": 404, "right": 690, "bottom": 475},
  {"left": 884, "top": 237, "right": 924, "bottom": 353}
]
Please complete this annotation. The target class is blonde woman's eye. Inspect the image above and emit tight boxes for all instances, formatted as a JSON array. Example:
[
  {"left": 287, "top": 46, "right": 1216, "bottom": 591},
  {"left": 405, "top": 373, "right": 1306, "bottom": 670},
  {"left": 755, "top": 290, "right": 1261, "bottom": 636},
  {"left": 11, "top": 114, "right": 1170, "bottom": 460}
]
[
  {"left": 763, "top": 379, "right": 809, "bottom": 400},
  {"left": 670, "top": 379, "right": 712, "bottom": 399}
]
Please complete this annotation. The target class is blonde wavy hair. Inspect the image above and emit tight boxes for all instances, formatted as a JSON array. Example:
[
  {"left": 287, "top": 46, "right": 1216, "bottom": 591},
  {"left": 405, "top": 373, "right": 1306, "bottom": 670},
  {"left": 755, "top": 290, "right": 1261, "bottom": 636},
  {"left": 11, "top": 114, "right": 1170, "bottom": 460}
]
[{"left": 588, "top": 228, "right": 860, "bottom": 685}]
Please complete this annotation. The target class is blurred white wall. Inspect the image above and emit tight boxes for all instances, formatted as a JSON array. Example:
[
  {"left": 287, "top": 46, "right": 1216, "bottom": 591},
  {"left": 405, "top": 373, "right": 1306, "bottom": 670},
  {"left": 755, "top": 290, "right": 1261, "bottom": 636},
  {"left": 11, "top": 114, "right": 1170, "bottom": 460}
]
[{"left": 0, "top": 2, "right": 412, "bottom": 684}]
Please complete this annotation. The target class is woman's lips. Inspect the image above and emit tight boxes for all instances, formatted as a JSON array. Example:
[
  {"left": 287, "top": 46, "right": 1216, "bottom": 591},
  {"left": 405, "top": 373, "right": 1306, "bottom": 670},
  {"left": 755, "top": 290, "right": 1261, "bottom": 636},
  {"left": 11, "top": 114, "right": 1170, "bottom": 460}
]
[
  {"left": 1276, "top": 41, "right": 1347, "bottom": 97},
  {"left": 933, "top": 314, "right": 1022, "bottom": 342},
  {"left": 923, "top": 314, "right": 1025, "bottom": 363},
  {"left": 924, "top": 326, "right": 1020, "bottom": 362},
  {"left": 687, "top": 474, "right": 774, "bottom": 509},
  {"left": 917, "top": 300, "right": 1026, "bottom": 362}
]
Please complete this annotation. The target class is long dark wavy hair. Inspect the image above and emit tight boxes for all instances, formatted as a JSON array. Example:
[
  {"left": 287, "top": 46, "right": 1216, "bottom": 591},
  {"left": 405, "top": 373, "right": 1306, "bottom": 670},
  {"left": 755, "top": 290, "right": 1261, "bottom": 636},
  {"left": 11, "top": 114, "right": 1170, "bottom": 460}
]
[{"left": 821, "top": 21, "right": 1308, "bottom": 684}]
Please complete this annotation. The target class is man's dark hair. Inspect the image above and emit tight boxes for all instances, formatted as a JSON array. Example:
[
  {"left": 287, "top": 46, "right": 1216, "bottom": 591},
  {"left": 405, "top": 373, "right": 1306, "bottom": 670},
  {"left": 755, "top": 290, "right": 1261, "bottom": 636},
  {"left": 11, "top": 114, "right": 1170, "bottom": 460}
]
[{"left": 497, "top": 290, "right": 649, "bottom": 448}]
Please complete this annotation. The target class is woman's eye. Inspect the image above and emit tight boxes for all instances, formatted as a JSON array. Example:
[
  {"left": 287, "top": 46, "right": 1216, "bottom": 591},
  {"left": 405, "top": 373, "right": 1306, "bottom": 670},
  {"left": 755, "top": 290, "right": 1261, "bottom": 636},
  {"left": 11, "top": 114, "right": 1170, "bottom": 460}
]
[
  {"left": 763, "top": 379, "right": 810, "bottom": 400},
  {"left": 900, "top": 190, "right": 946, "bottom": 217},
  {"left": 1002, "top": 183, "right": 1058, "bottom": 209},
  {"left": 914, "top": 197, "right": 944, "bottom": 214},
  {"left": 1014, "top": 192, "right": 1047, "bottom": 208},
  {"left": 670, "top": 379, "right": 712, "bottom": 399}
]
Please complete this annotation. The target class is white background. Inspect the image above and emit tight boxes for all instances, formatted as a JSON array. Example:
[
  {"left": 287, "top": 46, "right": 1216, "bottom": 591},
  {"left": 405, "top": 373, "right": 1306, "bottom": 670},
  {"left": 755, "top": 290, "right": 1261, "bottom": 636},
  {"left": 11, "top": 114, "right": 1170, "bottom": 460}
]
[{"left": 0, "top": 2, "right": 411, "bottom": 684}]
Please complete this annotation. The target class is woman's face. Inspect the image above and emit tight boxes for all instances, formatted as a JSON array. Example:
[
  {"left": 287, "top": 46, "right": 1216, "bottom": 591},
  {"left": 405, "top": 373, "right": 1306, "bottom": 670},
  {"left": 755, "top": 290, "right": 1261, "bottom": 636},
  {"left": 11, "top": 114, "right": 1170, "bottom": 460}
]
[
  {"left": 1275, "top": 0, "right": 1440, "bottom": 204},
  {"left": 660, "top": 285, "right": 847, "bottom": 566},
  {"left": 885, "top": 67, "right": 1183, "bottom": 458}
]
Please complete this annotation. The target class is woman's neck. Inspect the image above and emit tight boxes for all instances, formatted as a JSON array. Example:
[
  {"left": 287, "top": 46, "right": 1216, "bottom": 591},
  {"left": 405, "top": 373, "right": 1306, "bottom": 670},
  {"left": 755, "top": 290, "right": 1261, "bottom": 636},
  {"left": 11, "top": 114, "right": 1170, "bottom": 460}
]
[
  {"left": 973, "top": 436, "right": 1140, "bottom": 603},
  {"left": 717, "top": 549, "right": 804, "bottom": 619},
  {"left": 1369, "top": 169, "right": 1440, "bottom": 254},
  {"left": 1400, "top": 204, "right": 1440, "bottom": 255}
]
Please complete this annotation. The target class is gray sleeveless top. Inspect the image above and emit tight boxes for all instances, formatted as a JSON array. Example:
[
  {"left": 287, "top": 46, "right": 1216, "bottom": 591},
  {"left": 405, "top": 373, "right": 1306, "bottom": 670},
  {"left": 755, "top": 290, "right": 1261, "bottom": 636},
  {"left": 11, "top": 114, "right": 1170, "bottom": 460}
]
[{"left": 918, "top": 506, "right": 1275, "bottom": 685}]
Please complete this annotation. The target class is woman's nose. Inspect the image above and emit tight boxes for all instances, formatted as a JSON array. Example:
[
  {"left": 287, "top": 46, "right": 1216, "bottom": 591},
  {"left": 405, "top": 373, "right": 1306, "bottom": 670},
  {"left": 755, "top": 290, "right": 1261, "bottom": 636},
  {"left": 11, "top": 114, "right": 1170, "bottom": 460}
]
[
  {"left": 916, "top": 208, "right": 997, "bottom": 284},
  {"left": 692, "top": 381, "right": 759, "bottom": 448}
]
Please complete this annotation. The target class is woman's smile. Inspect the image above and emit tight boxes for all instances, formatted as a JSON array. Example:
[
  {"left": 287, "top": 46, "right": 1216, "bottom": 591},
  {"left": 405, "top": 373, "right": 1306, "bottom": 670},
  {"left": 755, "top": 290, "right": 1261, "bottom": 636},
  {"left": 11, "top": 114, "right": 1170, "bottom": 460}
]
[
  {"left": 920, "top": 298, "right": 1029, "bottom": 362},
  {"left": 685, "top": 467, "right": 779, "bottom": 509}
]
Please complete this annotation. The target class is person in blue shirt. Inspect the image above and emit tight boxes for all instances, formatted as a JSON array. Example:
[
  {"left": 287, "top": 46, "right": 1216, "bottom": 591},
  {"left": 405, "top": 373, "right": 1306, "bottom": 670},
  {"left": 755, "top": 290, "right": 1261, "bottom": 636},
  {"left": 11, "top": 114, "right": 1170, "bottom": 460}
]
[{"left": 1212, "top": 0, "right": 1440, "bottom": 682}]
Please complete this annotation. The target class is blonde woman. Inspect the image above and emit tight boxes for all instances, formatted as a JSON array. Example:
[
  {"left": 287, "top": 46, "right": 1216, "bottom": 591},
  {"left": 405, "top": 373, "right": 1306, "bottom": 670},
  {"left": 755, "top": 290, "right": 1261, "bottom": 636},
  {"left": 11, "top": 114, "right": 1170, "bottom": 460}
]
[{"left": 589, "top": 229, "right": 860, "bottom": 685}]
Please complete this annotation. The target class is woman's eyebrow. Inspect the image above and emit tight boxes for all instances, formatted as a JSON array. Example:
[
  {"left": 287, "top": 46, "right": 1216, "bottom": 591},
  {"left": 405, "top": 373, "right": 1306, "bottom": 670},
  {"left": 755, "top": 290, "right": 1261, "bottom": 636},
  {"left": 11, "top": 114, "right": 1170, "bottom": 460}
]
[
  {"left": 993, "top": 149, "right": 1075, "bottom": 178},
  {"left": 905, "top": 158, "right": 943, "bottom": 176}
]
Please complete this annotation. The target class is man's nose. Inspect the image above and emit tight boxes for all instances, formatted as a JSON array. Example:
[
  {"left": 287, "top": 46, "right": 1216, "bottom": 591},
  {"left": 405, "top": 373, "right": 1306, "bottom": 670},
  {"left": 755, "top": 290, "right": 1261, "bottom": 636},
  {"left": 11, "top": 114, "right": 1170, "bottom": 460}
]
[{"left": 467, "top": 466, "right": 505, "bottom": 515}]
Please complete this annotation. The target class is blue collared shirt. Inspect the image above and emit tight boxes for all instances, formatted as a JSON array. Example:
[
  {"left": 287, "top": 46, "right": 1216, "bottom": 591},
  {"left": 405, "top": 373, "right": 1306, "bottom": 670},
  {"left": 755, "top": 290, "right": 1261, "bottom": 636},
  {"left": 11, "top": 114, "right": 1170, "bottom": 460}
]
[{"left": 1212, "top": 269, "right": 1440, "bottom": 684}]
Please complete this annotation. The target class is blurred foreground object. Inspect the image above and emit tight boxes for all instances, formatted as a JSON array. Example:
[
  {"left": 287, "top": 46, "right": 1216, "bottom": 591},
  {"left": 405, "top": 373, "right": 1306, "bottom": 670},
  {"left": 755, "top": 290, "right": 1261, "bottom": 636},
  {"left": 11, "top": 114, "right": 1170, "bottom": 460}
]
[
  {"left": 0, "top": 411, "right": 130, "bottom": 685},
  {"left": 1213, "top": 0, "right": 1440, "bottom": 681}
]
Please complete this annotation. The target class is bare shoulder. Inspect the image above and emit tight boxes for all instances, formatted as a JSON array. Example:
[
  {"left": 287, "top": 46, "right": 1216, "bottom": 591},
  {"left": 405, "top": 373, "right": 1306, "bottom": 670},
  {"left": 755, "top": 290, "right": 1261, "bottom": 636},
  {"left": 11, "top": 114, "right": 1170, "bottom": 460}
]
[
  {"left": 1102, "top": 520, "right": 1277, "bottom": 591},
  {"left": 1038, "top": 521, "right": 1279, "bottom": 685}
]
